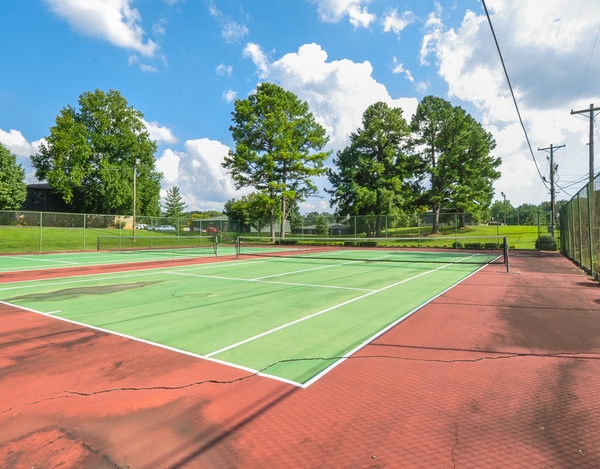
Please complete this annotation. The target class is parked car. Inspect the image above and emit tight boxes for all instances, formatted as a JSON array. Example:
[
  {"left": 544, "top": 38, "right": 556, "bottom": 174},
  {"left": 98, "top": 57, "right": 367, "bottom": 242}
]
[
  {"left": 204, "top": 226, "right": 219, "bottom": 233},
  {"left": 155, "top": 225, "right": 176, "bottom": 232}
]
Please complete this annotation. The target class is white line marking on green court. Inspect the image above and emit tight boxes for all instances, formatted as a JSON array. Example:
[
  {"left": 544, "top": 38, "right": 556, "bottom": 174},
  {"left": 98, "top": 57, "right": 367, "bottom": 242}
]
[
  {"left": 168, "top": 271, "right": 374, "bottom": 292},
  {"left": 205, "top": 262, "right": 454, "bottom": 358}
]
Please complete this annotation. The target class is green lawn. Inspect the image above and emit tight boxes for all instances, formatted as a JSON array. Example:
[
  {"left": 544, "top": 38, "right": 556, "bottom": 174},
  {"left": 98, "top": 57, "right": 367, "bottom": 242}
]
[
  {"left": 0, "top": 223, "right": 554, "bottom": 254},
  {"left": 0, "top": 226, "right": 210, "bottom": 254}
]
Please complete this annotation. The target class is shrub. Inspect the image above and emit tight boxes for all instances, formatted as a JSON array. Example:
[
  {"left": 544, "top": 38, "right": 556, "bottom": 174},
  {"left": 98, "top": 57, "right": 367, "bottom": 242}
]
[
  {"left": 452, "top": 241, "right": 463, "bottom": 248},
  {"left": 536, "top": 235, "right": 557, "bottom": 251}
]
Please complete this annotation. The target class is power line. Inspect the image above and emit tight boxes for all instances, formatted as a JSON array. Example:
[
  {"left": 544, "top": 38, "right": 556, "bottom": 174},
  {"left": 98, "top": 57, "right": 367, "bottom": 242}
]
[
  {"left": 480, "top": 0, "right": 548, "bottom": 190},
  {"left": 573, "top": 23, "right": 600, "bottom": 108}
]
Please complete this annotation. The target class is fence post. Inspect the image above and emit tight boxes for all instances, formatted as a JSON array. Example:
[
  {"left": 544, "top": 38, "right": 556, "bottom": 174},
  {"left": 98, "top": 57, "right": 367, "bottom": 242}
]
[
  {"left": 39, "top": 212, "right": 43, "bottom": 252},
  {"left": 588, "top": 184, "right": 594, "bottom": 276}
]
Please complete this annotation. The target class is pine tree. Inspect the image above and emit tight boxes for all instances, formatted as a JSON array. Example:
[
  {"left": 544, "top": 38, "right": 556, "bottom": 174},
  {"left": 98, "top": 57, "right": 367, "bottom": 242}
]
[{"left": 163, "top": 186, "right": 186, "bottom": 217}]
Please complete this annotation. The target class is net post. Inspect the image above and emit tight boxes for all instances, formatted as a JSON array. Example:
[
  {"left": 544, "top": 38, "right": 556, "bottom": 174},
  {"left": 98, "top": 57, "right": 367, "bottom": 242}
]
[
  {"left": 214, "top": 235, "right": 219, "bottom": 257},
  {"left": 235, "top": 236, "right": 240, "bottom": 258},
  {"left": 503, "top": 236, "right": 510, "bottom": 272},
  {"left": 97, "top": 236, "right": 101, "bottom": 251}
]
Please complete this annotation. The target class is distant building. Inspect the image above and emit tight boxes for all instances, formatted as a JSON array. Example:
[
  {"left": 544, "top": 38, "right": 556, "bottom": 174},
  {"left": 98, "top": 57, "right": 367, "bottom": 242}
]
[
  {"left": 293, "top": 223, "right": 350, "bottom": 235},
  {"left": 21, "top": 183, "right": 70, "bottom": 212}
]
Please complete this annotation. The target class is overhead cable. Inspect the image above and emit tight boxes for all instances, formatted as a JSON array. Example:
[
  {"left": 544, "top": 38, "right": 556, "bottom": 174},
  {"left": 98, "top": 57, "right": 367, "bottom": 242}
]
[{"left": 480, "top": 0, "right": 549, "bottom": 190}]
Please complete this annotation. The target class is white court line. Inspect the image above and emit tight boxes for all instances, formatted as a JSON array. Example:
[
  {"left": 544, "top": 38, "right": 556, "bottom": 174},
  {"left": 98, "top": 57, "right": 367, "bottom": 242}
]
[
  {"left": 301, "top": 261, "right": 491, "bottom": 388},
  {"left": 0, "top": 299, "right": 306, "bottom": 387},
  {"left": 250, "top": 254, "right": 392, "bottom": 281},
  {"left": 168, "top": 271, "right": 374, "bottom": 292},
  {"left": 6, "top": 256, "right": 80, "bottom": 265},
  {"left": 0, "top": 257, "right": 272, "bottom": 290},
  {"left": 205, "top": 261, "right": 456, "bottom": 358}
]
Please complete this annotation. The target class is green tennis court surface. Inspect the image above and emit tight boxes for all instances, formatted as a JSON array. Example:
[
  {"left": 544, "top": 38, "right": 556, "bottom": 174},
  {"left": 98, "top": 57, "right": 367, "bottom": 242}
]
[
  {"left": 0, "top": 246, "right": 231, "bottom": 273},
  {"left": 0, "top": 249, "right": 500, "bottom": 386}
]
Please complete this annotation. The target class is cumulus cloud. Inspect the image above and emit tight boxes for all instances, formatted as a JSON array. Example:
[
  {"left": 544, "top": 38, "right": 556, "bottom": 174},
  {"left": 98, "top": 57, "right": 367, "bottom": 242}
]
[
  {"left": 424, "top": 0, "right": 600, "bottom": 203},
  {"left": 155, "top": 139, "right": 246, "bottom": 210},
  {"left": 382, "top": 9, "right": 415, "bottom": 36},
  {"left": 42, "top": 0, "right": 158, "bottom": 57},
  {"left": 0, "top": 129, "right": 43, "bottom": 159},
  {"left": 310, "top": 0, "right": 375, "bottom": 28},
  {"left": 143, "top": 119, "right": 178, "bottom": 145},
  {"left": 243, "top": 42, "right": 418, "bottom": 149},
  {"left": 0, "top": 129, "right": 46, "bottom": 183}
]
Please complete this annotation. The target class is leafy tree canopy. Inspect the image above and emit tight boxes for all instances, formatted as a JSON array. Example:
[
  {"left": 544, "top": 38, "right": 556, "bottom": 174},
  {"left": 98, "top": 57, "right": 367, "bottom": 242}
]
[
  {"left": 222, "top": 82, "right": 330, "bottom": 238},
  {"left": 31, "top": 89, "right": 162, "bottom": 215},
  {"left": 224, "top": 192, "right": 276, "bottom": 233},
  {"left": 0, "top": 143, "right": 27, "bottom": 210},
  {"left": 327, "top": 101, "right": 419, "bottom": 236},
  {"left": 410, "top": 95, "right": 500, "bottom": 232}
]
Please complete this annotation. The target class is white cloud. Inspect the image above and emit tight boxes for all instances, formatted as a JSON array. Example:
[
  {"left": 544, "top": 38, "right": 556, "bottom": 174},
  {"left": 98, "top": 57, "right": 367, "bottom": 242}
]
[
  {"left": 391, "top": 57, "right": 415, "bottom": 83},
  {"left": 156, "top": 138, "right": 247, "bottom": 210},
  {"left": 244, "top": 42, "right": 418, "bottom": 149},
  {"left": 207, "top": 0, "right": 249, "bottom": 43},
  {"left": 425, "top": 0, "right": 600, "bottom": 204},
  {"left": 216, "top": 64, "right": 233, "bottom": 77},
  {"left": 243, "top": 43, "right": 270, "bottom": 79},
  {"left": 139, "top": 63, "right": 158, "bottom": 73},
  {"left": 155, "top": 148, "right": 181, "bottom": 185},
  {"left": 0, "top": 129, "right": 43, "bottom": 159},
  {"left": 382, "top": 9, "right": 415, "bottom": 36},
  {"left": 43, "top": 0, "right": 158, "bottom": 57},
  {"left": 143, "top": 119, "right": 178, "bottom": 145},
  {"left": 222, "top": 21, "right": 249, "bottom": 43},
  {"left": 222, "top": 90, "right": 237, "bottom": 103},
  {"left": 311, "top": 0, "right": 375, "bottom": 28},
  {"left": 0, "top": 129, "right": 45, "bottom": 183}
]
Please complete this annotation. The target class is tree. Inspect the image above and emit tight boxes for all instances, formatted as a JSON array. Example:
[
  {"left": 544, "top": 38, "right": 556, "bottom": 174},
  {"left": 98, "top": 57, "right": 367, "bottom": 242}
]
[
  {"left": 31, "top": 89, "right": 162, "bottom": 215},
  {"left": 224, "top": 192, "right": 275, "bottom": 233},
  {"left": 0, "top": 143, "right": 27, "bottom": 210},
  {"left": 222, "top": 82, "right": 330, "bottom": 239},
  {"left": 410, "top": 96, "right": 500, "bottom": 233},
  {"left": 327, "top": 101, "right": 419, "bottom": 237},
  {"left": 316, "top": 215, "right": 329, "bottom": 236},
  {"left": 163, "top": 186, "right": 186, "bottom": 218}
]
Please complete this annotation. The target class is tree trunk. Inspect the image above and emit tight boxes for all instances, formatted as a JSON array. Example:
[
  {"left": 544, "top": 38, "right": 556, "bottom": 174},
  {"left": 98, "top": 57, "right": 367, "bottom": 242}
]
[{"left": 432, "top": 204, "right": 440, "bottom": 234}]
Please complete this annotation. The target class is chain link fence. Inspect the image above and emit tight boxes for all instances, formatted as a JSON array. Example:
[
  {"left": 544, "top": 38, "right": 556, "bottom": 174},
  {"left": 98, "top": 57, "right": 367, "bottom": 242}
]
[
  {"left": 0, "top": 211, "right": 237, "bottom": 253},
  {"left": 559, "top": 174, "right": 600, "bottom": 279}
]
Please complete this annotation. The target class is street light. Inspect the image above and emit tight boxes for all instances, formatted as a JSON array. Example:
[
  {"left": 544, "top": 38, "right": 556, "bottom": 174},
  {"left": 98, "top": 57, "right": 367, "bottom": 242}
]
[
  {"left": 501, "top": 192, "right": 507, "bottom": 225},
  {"left": 133, "top": 158, "right": 140, "bottom": 240}
]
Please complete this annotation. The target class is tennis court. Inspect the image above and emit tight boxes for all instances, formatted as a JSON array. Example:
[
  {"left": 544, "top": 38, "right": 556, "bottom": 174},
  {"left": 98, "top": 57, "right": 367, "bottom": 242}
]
[
  {"left": 3, "top": 241, "right": 600, "bottom": 468},
  {"left": 0, "top": 244, "right": 501, "bottom": 386}
]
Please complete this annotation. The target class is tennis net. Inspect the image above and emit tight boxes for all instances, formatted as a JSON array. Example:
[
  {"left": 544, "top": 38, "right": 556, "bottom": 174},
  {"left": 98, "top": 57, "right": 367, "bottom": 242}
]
[
  {"left": 236, "top": 235, "right": 509, "bottom": 270},
  {"left": 97, "top": 235, "right": 218, "bottom": 257}
]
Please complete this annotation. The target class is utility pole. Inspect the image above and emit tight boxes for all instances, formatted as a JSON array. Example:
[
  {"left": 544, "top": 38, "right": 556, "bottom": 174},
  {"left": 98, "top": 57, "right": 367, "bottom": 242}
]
[
  {"left": 570, "top": 104, "right": 600, "bottom": 186},
  {"left": 538, "top": 144, "right": 564, "bottom": 235}
]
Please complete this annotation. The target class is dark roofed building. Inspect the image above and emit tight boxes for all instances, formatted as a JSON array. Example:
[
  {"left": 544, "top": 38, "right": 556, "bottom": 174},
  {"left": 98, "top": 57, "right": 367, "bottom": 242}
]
[{"left": 21, "top": 183, "right": 70, "bottom": 212}]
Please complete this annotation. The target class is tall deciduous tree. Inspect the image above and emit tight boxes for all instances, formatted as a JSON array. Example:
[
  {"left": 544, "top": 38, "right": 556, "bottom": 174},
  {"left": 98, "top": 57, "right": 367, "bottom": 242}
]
[
  {"left": 31, "top": 89, "right": 162, "bottom": 215},
  {"left": 0, "top": 143, "right": 27, "bottom": 210},
  {"left": 222, "top": 82, "right": 329, "bottom": 239},
  {"left": 327, "top": 102, "right": 419, "bottom": 236},
  {"left": 410, "top": 96, "right": 500, "bottom": 233},
  {"left": 162, "top": 186, "right": 186, "bottom": 218}
]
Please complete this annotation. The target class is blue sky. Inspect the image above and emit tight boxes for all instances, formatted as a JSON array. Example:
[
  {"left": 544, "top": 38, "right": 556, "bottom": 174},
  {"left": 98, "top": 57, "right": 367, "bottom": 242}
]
[{"left": 1, "top": 0, "right": 599, "bottom": 213}]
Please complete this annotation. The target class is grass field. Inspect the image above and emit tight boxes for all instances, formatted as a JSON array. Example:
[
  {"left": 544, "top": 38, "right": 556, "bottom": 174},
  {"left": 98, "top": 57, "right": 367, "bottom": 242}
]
[{"left": 0, "top": 223, "right": 553, "bottom": 254}]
